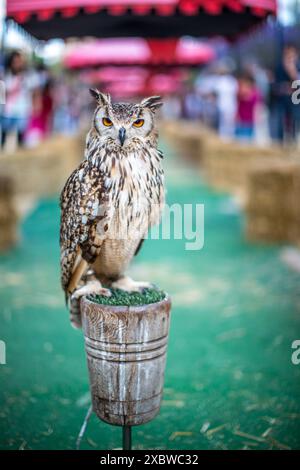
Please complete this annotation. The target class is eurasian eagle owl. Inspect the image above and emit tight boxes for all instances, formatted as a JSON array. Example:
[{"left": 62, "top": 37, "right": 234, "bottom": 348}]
[{"left": 60, "top": 90, "right": 165, "bottom": 327}]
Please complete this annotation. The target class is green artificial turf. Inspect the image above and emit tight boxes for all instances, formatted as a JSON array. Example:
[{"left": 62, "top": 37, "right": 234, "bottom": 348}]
[
  {"left": 1, "top": 139, "right": 300, "bottom": 450},
  {"left": 88, "top": 287, "right": 166, "bottom": 307}
]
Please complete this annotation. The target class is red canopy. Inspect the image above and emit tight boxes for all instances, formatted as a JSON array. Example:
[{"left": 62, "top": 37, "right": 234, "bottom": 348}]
[
  {"left": 64, "top": 38, "right": 216, "bottom": 68},
  {"left": 6, "top": 0, "right": 277, "bottom": 40},
  {"left": 64, "top": 39, "right": 151, "bottom": 68},
  {"left": 7, "top": 1, "right": 277, "bottom": 21},
  {"left": 80, "top": 66, "right": 185, "bottom": 97}
]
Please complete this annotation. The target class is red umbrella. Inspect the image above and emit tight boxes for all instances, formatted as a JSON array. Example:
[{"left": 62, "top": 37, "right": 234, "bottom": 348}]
[{"left": 6, "top": 1, "right": 277, "bottom": 40}]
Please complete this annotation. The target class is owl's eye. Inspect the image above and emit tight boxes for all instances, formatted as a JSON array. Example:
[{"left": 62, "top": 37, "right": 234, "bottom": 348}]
[
  {"left": 102, "top": 117, "right": 113, "bottom": 127},
  {"left": 133, "top": 119, "right": 144, "bottom": 128}
]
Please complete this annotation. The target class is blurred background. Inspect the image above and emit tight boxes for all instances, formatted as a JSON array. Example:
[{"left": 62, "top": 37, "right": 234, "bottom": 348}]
[{"left": 1, "top": 0, "right": 300, "bottom": 450}]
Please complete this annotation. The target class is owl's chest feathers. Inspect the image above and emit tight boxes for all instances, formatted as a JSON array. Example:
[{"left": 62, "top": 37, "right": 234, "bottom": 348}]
[{"left": 100, "top": 145, "right": 163, "bottom": 209}]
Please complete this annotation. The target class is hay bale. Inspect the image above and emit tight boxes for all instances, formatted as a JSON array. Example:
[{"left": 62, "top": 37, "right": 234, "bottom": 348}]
[
  {"left": 245, "top": 160, "right": 300, "bottom": 243},
  {"left": 291, "top": 167, "right": 300, "bottom": 247},
  {"left": 163, "top": 121, "right": 287, "bottom": 200},
  {"left": 161, "top": 119, "right": 210, "bottom": 165},
  {"left": 0, "top": 175, "right": 18, "bottom": 251},
  {"left": 0, "top": 134, "right": 83, "bottom": 198},
  {"left": 201, "top": 136, "right": 285, "bottom": 199},
  {"left": 160, "top": 120, "right": 179, "bottom": 140}
]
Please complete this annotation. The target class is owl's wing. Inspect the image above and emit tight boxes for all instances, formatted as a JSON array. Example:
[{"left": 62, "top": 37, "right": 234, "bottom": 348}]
[{"left": 60, "top": 161, "right": 110, "bottom": 295}]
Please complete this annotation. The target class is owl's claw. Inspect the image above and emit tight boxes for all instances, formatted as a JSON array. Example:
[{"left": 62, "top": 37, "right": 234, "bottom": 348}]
[
  {"left": 111, "top": 276, "right": 153, "bottom": 293},
  {"left": 69, "top": 280, "right": 111, "bottom": 329},
  {"left": 71, "top": 281, "right": 112, "bottom": 299}
]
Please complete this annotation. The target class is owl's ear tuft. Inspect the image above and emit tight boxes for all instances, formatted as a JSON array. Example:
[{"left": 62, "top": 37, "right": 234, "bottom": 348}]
[
  {"left": 89, "top": 88, "right": 111, "bottom": 106},
  {"left": 140, "top": 95, "right": 163, "bottom": 113}
]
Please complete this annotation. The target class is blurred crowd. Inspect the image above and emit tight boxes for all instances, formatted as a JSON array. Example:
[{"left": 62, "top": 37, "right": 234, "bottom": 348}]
[
  {"left": 0, "top": 50, "right": 89, "bottom": 151},
  {"left": 1, "top": 43, "right": 300, "bottom": 150},
  {"left": 1, "top": 51, "right": 53, "bottom": 149},
  {"left": 164, "top": 43, "right": 300, "bottom": 144}
]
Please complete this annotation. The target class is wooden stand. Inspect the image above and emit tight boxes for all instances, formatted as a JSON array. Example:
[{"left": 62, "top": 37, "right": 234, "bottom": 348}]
[{"left": 80, "top": 294, "right": 171, "bottom": 449}]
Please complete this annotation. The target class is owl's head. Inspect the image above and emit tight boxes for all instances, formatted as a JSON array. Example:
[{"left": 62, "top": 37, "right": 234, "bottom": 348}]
[{"left": 90, "top": 89, "right": 162, "bottom": 148}]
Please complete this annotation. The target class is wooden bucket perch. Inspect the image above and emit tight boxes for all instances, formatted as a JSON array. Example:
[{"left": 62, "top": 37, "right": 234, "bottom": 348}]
[{"left": 80, "top": 294, "right": 172, "bottom": 429}]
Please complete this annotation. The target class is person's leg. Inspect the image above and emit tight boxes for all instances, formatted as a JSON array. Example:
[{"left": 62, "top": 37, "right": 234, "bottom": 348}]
[
  {"left": 271, "top": 101, "right": 284, "bottom": 142},
  {"left": 1, "top": 116, "right": 11, "bottom": 149},
  {"left": 220, "top": 108, "right": 236, "bottom": 139},
  {"left": 290, "top": 97, "right": 300, "bottom": 143},
  {"left": 1, "top": 129, "right": 7, "bottom": 148},
  {"left": 235, "top": 123, "right": 254, "bottom": 142},
  {"left": 17, "top": 130, "right": 24, "bottom": 146},
  {"left": 245, "top": 125, "right": 254, "bottom": 141},
  {"left": 16, "top": 117, "right": 27, "bottom": 147},
  {"left": 269, "top": 105, "right": 277, "bottom": 140}
]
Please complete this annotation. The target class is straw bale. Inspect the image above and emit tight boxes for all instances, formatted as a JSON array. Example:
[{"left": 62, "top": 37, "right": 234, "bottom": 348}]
[
  {"left": 245, "top": 160, "right": 300, "bottom": 243},
  {"left": 0, "top": 174, "right": 18, "bottom": 251},
  {"left": 0, "top": 134, "right": 83, "bottom": 198},
  {"left": 201, "top": 136, "right": 285, "bottom": 197},
  {"left": 161, "top": 120, "right": 211, "bottom": 164}
]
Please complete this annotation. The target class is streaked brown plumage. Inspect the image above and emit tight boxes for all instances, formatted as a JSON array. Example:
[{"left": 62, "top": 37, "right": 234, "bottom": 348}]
[{"left": 59, "top": 90, "right": 165, "bottom": 326}]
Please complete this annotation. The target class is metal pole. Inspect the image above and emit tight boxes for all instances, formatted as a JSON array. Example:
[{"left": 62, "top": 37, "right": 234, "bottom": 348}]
[
  {"left": 76, "top": 404, "right": 93, "bottom": 450},
  {"left": 122, "top": 425, "right": 132, "bottom": 450}
]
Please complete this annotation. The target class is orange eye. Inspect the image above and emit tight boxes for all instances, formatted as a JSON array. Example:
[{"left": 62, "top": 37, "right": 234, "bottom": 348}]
[
  {"left": 133, "top": 119, "right": 144, "bottom": 128},
  {"left": 102, "top": 117, "right": 113, "bottom": 127}
]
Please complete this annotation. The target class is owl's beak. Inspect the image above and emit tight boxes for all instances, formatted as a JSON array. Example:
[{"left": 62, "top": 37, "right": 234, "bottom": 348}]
[{"left": 119, "top": 127, "right": 126, "bottom": 146}]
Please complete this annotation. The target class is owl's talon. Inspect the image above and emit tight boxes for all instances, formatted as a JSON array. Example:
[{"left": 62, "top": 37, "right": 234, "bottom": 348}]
[
  {"left": 111, "top": 276, "right": 152, "bottom": 293},
  {"left": 90, "top": 287, "right": 112, "bottom": 298},
  {"left": 71, "top": 281, "right": 112, "bottom": 299},
  {"left": 68, "top": 281, "right": 112, "bottom": 328}
]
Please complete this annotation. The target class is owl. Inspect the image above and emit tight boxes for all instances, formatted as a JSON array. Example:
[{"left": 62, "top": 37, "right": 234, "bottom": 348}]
[{"left": 60, "top": 89, "right": 165, "bottom": 327}]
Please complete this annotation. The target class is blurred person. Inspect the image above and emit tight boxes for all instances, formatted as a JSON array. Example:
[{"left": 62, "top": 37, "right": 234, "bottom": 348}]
[
  {"left": 246, "top": 63, "right": 271, "bottom": 144},
  {"left": 183, "top": 83, "right": 202, "bottom": 120},
  {"left": 53, "top": 76, "right": 82, "bottom": 135},
  {"left": 162, "top": 94, "right": 182, "bottom": 120},
  {"left": 41, "top": 80, "right": 54, "bottom": 133},
  {"left": 269, "top": 43, "right": 300, "bottom": 143},
  {"left": 201, "top": 91, "right": 219, "bottom": 131},
  {"left": 235, "top": 73, "right": 261, "bottom": 141},
  {"left": 25, "top": 80, "right": 54, "bottom": 147},
  {"left": 68, "top": 79, "right": 82, "bottom": 133},
  {"left": 213, "top": 64, "right": 238, "bottom": 139},
  {"left": 247, "top": 62, "right": 270, "bottom": 101},
  {"left": 0, "top": 51, "right": 32, "bottom": 148},
  {"left": 52, "top": 78, "right": 70, "bottom": 134}
]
